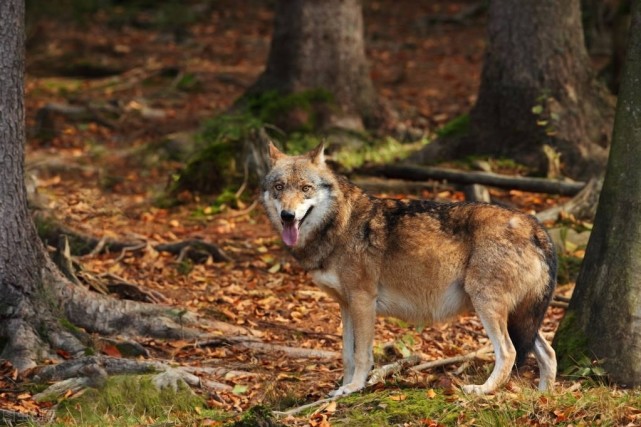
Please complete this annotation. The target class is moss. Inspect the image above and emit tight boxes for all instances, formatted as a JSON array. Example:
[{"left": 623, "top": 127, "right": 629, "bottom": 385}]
[
  {"left": 244, "top": 89, "right": 333, "bottom": 132},
  {"left": 54, "top": 374, "right": 207, "bottom": 426},
  {"left": 170, "top": 113, "right": 262, "bottom": 196},
  {"left": 226, "top": 405, "right": 283, "bottom": 427},
  {"left": 553, "top": 310, "right": 605, "bottom": 379},
  {"left": 329, "top": 389, "right": 459, "bottom": 427},
  {"left": 322, "top": 386, "right": 641, "bottom": 426},
  {"left": 333, "top": 137, "right": 427, "bottom": 171},
  {"left": 557, "top": 252, "right": 584, "bottom": 284},
  {"left": 436, "top": 114, "right": 470, "bottom": 139}
]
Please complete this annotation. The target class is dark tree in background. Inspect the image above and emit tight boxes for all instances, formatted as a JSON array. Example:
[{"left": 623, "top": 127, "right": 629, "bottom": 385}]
[
  {"left": 0, "top": 0, "right": 200, "bottom": 371},
  {"left": 554, "top": 1, "right": 641, "bottom": 385},
  {"left": 415, "top": 0, "right": 615, "bottom": 181},
  {"left": 243, "top": 0, "right": 377, "bottom": 131}
]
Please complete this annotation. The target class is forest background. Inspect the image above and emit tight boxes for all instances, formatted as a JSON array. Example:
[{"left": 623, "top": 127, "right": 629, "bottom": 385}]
[{"left": 1, "top": 0, "right": 641, "bottom": 426}]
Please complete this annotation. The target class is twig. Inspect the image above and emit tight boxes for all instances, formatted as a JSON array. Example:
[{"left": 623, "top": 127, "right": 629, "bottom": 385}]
[
  {"left": 411, "top": 346, "right": 493, "bottom": 372},
  {"left": 273, "top": 396, "right": 339, "bottom": 417},
  {"left": 234, "top": 159, "right": 250, "bottom": 199},
  {"left": 367, "top": 355, "right": 422, "bottom": 386},
  {"left": 88, "top": 236, "right": 109, "bottom": 256},
  {"left": 114, "top": 242, "right": 147, "bottom": 263}
]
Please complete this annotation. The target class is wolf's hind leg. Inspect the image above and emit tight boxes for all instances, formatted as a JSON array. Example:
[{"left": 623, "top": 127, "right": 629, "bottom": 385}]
[
  {"left": 340, "top": 304, "right": 355, "bottom": 385},
  {"left": 462, "top": 307, "right": 516, "bottom": 395},
  {"left": 533, "top": 331, "right": 556, "bottom": 391}
]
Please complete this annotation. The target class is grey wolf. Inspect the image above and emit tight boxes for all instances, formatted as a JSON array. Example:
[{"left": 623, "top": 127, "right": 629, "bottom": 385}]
[{"left": 261, "top": 142, "right": 557, "bottom": 396}]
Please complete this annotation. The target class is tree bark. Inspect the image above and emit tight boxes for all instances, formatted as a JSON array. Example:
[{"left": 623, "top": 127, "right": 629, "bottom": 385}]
[
  {"left": 0, "top": 0, "right": 205, "bottom": 372},
  {"left": 413, "top": 0, "right": 615, "bottom": 181},
  {"left": 242, "top": 0, "right": 377, "bottom": 131},
  {"left": 554, "top": 1, "right": 641, "bottom": 385}
]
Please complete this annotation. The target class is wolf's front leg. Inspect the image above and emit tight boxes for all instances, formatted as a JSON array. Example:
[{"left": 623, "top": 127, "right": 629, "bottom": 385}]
[
  {"left": 329, "top": 291, "right": 376, "bottom": 397},
  {"left": 339, "top": 304, "right": 355, "bottom": 386}
]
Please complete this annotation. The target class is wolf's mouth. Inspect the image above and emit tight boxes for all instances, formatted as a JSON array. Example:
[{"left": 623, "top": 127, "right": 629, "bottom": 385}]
[{"left": 281, "top": 206, "right": 314, "bottom": 247}]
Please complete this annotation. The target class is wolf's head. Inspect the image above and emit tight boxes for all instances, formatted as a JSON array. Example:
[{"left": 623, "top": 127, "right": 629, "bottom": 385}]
[{"left": 261, "top": 142, "right": 336, "bottom": 248}]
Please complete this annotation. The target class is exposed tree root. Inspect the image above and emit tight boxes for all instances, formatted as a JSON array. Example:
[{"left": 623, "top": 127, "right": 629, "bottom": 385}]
[
  {"left": 36, "top": 212, "right": 232, "bottom": 262},
  {"left": 535, "top": 177, "right": 603, "bottom": 222},
  {"left": 0, "top": 408, "right": 45, "bottom": 425},
  {"left": 30, "top": 355, "right": 233, "bottom": 402}
]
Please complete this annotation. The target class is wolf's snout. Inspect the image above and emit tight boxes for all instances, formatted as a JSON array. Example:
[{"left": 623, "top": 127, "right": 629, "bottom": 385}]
[{"left": 280, "top": 210, "right": 296, "bottom": 223}]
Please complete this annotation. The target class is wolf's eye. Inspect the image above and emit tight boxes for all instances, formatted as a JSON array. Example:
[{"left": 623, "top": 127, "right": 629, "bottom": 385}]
[
  {"left": 301, "top": 185, "right": 312, "bottom": 193},
  {"left": 274, "top": 183, "right": 284, "bottom": 191}
]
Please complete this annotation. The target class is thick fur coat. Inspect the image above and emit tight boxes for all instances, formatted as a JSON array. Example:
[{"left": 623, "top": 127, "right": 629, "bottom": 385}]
[{"left": 261, "top": 142, "right": 557, "bottom": 396}]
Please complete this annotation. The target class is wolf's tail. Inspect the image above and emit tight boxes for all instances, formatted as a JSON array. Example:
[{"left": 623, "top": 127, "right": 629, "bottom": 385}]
[{"left": 508, "top": 227, "right": 557, "bottom": 366}]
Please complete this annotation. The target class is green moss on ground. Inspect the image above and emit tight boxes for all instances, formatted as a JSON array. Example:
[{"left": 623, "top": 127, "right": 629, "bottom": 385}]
[
  {"left": 52, "top": 374, "right": 223, "bottom": 426},
  {"left": 299, "top": 385, "right": 641, "bottom": 426}
]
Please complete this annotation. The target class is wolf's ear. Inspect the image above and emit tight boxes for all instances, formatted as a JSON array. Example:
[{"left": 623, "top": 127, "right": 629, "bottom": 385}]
[
  {"left": 308, "top": 142, "right": 325, "bottom": 166},
  {"left": 268, "top": 140, "right": 286, "bottom": 166}
]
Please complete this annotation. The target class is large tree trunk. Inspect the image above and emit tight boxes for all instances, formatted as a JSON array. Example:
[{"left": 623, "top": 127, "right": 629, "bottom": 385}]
[
  {"left": 243, "top": 0, "right": 377, "bottom": 131},
  {"left": 554, "top": 1, "right": 641, "bottom": 385},
  {"left": 0, "top": 0, "right": 202, "bottom": 372},
  {"left": 413, "top": 0, "right": 615, "bottom": 181}
]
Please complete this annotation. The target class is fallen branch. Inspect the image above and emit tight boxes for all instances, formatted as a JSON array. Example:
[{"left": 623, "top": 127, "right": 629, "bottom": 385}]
[
  {"left": 274, "top": 396, "right": 339, "bottom": 417},
  {"left": 411, "top": 346, "right": 493, "bottom": 372},
  {"left": 361, "top": 164, "right": 585, "bottom": 196},
  {"left": 195, "top": 336, "right": 340, "bottom": 360},
  {"left": 367, "top": 355, "right": 422, "bottom": 386},
  {"left": 274, "top": 357, "right": 423, "bottom": 417},
  {"left": 351, "top": 177, "right": 452, "bottom": 196}
]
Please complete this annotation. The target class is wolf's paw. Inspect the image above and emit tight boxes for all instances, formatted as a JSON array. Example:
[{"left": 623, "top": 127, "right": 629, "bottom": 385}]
[
  {"left": 461, "top": 384, "right": 491, "bottom": 395},
  {"left": 328, "top": 382, "right": 363, "bottom": 397}
]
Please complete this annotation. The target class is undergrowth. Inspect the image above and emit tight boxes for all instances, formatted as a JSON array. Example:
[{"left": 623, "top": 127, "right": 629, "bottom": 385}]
[
  {"left": 50, "top": 374, "right": 223, "bottom": 426},
  {"left": 282, "top": 385, "right": 641, "bottom": 426}
]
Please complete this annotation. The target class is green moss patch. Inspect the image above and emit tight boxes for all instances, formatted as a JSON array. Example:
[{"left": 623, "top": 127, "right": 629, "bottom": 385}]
[
  {"left": 312, "top": 385, "right": 641, "bottom": 426},
  {"left": 53, "top": 374, "right": 219, "bottom": 426}
]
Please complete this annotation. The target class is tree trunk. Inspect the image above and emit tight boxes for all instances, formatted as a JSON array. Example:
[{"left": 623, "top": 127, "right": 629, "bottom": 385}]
[
  {"left": 0, "top": 0, "right": 204, "bottom": 371},
  {"left": 242, "top": 0, "right": 377, "bottom": 131},
  {"left": 414, "top": 0, "right": 615, "bottom": 181},
  {"left": 554, "top": 1, "right": 641, "bottom": 385}
]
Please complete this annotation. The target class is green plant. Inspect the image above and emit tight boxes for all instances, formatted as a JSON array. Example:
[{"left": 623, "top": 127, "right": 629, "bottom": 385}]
[{"left": 435, "top": 114, "right": 470, "bottom": 138}]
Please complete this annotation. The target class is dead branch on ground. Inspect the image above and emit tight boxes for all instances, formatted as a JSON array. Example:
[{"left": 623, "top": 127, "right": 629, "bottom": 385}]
[
  {"left": 360, "top": 164, "right": 586, "bottom": 196},
  {"left": 411, "top": 345, "right": 493, "bottom": 372},
  {"left": 367, "top": 355, "right": 422, "bottom": 386}
]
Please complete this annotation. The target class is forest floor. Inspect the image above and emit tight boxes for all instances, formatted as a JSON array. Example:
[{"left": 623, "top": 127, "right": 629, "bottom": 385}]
[{"left": 2, "top": 0, "right": 639, "bottom": 426}]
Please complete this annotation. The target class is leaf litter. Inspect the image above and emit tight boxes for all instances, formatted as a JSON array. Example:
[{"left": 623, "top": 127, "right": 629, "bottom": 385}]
[{"left": 5, "top": 0, "right": 635, "bottom": 425}]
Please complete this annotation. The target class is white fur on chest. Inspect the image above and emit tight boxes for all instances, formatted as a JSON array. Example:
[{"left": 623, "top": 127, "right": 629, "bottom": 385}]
[{"left": 310, "top": 269, "right": 342, "bottom": 291}]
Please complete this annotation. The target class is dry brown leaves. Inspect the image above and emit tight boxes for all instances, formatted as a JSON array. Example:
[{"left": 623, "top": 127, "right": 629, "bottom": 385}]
[{"left": 8, "top": 0, "right": 579, "bottom": 421}]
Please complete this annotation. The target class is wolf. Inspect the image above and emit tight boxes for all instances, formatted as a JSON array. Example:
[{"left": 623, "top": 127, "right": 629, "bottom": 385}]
[{"left": 261, "top": 142, "right": 557, "bottom": 396}]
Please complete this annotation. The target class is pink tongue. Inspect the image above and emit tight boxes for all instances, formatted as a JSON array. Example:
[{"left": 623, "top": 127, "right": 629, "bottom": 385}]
[{"left": 282, "top": 223, "right": 299, "bottom": 246}]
